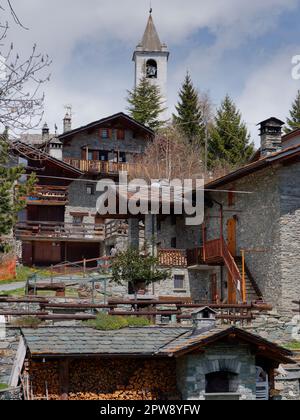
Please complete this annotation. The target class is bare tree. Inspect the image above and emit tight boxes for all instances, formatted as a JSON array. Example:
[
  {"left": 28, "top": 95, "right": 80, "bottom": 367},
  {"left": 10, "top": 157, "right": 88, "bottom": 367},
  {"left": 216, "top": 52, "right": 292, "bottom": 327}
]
[
  {"left": 129, "top": 125, "right": 205, "bottom": 182},
  {"left": 0, "top": 1, "right": 51, "bottom": 134}
]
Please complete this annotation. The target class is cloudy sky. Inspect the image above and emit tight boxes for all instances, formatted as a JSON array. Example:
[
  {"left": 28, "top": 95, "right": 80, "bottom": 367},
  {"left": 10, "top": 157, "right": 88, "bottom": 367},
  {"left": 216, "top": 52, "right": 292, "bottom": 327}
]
[{"left": 6, "top": 0, "right": 300, "bottom": 145}]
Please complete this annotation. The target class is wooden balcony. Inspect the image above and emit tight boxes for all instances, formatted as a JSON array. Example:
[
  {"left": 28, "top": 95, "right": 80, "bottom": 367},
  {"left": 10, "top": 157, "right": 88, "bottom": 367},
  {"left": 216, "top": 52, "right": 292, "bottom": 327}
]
[
  {"left": 15, "top": 221, "right": 105, "bottom": 242},
  {"left": 158, "top": 249, "right": 187, "bottom": 267},
  {"left": 26, "top": 185, "right": 68, "bottom": 206},
  {"left": 186, "top": 247, "right": 205, "bottom": 266},
  {"left": 63, "top": 159, "right": 133, "bottom": 175}
]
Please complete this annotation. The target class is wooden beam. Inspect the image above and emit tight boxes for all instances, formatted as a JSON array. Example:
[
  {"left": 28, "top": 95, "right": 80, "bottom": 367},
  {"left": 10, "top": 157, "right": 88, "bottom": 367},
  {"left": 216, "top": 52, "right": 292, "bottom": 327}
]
[{"left": 59, "top": 359, "right": 69, "bottom": 400}]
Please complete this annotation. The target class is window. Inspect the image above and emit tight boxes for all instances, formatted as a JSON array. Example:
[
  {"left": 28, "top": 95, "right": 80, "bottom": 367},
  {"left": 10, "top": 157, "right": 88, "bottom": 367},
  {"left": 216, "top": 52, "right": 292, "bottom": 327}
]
[
  {"left": 87, "top": 151, "right": 93, "bottom": 161},
  {"left": 72, "top": 215, "right": 83, "bottom": 226},
  {"left": 99, "top": 151, "right": 109, "bottom": 161},
  {"left": 100, "top": 128, "right": 109, "bottom": 139},
  {"left": 171, "top": 215, "right": 177, "bottom": 226},
  {"left": 86, "top": 184, "right": 95, "bottom": 195},
  {"left": 119, "top": 152, "right": 126, "bottom": 163},
  {"left": 228, "top": 191, "right": 235, "bottom": 207},
  {"left": 171, "top": 237, "right": 177, "bottom": 249},
  {"left": 174, "top": 275, "right": 184, "bottom": 290},
  {"left": 146, "top": 59, "right": 158, "bottom": 79}
]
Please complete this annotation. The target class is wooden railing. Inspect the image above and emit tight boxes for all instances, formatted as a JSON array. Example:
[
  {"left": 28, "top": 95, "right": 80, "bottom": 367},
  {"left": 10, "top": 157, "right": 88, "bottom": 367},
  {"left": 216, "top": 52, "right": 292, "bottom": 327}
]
[
  {"left": 15, "top": 221, "right": 105, "bottom": 241},
  {"left": 26, "top": 185, "right": 68, "bottom": 205},
  {"left": 105, "top": 220, "right": 128, "bottom": 239},
  {"left": 221, "top": 238, "right": 243, "bottom": 301},
  {"left": 63, "top": 159, "right": 133, "bottom": 174},
  {"left": 158, "top": 249, "right": 187, "bottom": 267}
]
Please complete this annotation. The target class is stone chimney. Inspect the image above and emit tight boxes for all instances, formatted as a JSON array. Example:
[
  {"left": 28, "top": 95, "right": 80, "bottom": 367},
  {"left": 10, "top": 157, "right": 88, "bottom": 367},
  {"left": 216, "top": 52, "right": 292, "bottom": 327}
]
[
  {"left": 48, "top": 137, "right": 63, "bottom": 161},
  {"left": 42, "top": 122, "right": 50, "bottom": 141},
  {"left": 63, "top": 112, "right": 72, "bottom": 133},
  {"left": 191, "top": 307, "right": 217, "bottom": 334},
  {"left": 259, "top": 118, "right": 284, "bottom": 157}
]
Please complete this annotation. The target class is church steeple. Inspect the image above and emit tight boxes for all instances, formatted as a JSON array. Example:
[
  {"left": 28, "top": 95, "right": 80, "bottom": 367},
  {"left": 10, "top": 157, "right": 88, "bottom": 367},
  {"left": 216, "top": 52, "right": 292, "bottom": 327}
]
[{"left": 132, "top": 10, "right": 169, "bottom": 117}]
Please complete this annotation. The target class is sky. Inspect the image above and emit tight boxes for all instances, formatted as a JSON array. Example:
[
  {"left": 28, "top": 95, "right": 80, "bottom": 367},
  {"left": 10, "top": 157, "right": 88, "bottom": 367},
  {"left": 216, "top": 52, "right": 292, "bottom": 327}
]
[{"left": 5, "top": 0, "right": 300, "bottom": 146}]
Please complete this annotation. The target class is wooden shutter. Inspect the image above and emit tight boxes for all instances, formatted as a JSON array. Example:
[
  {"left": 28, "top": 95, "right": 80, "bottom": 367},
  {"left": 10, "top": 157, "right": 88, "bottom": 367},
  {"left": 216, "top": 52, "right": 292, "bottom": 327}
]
[
  {"left": 81, "top": 148, "right": 86, "bottom": 160},
  {"left": 117, "top": 129, "right": 125, "bottom": 140}
]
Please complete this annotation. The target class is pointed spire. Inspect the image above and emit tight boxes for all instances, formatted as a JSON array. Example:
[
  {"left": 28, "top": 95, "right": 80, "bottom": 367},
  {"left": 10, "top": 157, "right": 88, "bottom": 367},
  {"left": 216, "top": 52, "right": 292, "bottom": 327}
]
[{"left": 139, "top": 12, "right": 164, "bottom": 52}]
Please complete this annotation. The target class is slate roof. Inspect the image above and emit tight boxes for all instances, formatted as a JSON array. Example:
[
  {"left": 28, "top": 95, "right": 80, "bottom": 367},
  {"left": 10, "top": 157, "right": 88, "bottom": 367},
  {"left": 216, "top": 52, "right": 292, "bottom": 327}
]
[
  {"left": 138, "top": 14, "right": 164, "bottom": 52},
  {"left": 21, "top": 325, "right": 293, "bottom": 364},
  {"left": 20, "top": 133, "right": 55, "bottom": 147},
  {"left": 21, "top": 326, "right": 189, "bottom": 357}
]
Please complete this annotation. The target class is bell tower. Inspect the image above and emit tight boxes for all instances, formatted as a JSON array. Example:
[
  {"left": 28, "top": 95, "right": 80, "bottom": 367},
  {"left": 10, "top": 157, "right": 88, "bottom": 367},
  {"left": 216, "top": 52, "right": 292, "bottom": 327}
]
[{"left": 133, "top": 9, "right": 169, "bottom": 113}]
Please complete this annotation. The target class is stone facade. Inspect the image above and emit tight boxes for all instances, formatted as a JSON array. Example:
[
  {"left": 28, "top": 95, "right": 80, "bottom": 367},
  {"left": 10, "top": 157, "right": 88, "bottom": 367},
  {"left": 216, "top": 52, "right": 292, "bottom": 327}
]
[{"left": 176, "top": 342, "right": 257, "bottom": 400}]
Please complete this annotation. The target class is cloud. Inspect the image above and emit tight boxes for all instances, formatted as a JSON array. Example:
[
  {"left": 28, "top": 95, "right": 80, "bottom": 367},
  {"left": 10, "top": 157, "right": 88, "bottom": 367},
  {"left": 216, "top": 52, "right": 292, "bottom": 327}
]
[
  {"left": 238, "top": 47, "right": 300, "bottom": 146},
  {"left": 3, "top": 0, "right": 300, "bottom": 134}
]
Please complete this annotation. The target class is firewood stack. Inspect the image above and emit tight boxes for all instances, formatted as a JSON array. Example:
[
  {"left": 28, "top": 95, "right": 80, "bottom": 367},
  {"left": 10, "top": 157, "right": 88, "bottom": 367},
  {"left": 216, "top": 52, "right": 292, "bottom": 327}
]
[
  {"left": 29, "top": 361, "right": 60, "bottom": 400},
  {"left": 29, "top": 358, "right": 180, "bottom": 400}
]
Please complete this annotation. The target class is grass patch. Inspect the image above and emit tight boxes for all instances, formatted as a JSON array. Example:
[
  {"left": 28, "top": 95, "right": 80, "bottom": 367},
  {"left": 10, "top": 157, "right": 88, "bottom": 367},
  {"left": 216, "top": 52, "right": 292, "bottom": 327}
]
[
  {"left": 11, "top": 316, "right": 42, "bottom": 328},
  {"left": 0, "top": 383, "right": 8, "bottom": 391},
  {"left": 285, "top": 341, "right": 300, "bottom": 350},
  {"left": 86, "top": 312, "right": 151, "bottom": 331},
  {"left": 0, "top": 265, "right": 53, "bottom": 284}
]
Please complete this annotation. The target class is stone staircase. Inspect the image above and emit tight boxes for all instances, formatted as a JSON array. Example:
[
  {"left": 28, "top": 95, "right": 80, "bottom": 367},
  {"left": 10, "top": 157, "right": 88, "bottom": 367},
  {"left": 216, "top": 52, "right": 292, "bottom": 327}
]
[{"left": 235, "top": 257, "right": 264, "bottom": 303}]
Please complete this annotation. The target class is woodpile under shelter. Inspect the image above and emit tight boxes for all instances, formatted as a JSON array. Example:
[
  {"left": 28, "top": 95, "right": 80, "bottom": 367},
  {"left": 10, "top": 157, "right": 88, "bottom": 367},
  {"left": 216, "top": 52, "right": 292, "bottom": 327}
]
[{"left": 19, "top": 323, "right": 293, "bottom": 400}]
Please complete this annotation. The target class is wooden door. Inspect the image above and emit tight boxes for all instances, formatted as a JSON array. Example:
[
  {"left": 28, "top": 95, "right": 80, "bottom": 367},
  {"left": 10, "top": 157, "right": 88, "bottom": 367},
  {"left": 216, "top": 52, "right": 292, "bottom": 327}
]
[{"left": 227, "top": 218, "right": 237, "bottom": 304}]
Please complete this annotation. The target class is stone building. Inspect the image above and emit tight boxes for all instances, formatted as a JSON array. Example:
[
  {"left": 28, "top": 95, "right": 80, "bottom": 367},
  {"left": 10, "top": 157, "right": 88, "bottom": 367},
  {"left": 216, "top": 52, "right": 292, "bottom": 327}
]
[{"left": 17, "top": 311, "right": 293, "bottom": 401}]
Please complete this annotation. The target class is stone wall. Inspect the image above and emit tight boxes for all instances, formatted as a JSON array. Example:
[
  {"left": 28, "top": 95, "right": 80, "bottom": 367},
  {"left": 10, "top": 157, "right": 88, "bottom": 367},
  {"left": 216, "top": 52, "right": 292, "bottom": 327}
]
[
  {"left": 0, "top": 387, "right": 22, "bottom": 400},
  {"left": 176, "top": 342, "right": 256, "bottom": 400}
]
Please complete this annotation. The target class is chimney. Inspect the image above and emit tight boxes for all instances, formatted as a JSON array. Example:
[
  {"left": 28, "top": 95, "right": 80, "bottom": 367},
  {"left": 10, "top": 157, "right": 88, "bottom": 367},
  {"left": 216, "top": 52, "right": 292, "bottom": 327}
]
[
  {"left": 48, "top": 137, "right": 63, "bottom": 161},
  {"left": 191, "top": 307, "right": 217, "bottom": 334},
  {"left": 259, "top": 118, "right": 284, "bottom": 157},
  {"left": 63, "top": 112, "right": 72, "bottom": 133},
  {"left": 42, "top": 122, "right": 50, "bottom": 141}
]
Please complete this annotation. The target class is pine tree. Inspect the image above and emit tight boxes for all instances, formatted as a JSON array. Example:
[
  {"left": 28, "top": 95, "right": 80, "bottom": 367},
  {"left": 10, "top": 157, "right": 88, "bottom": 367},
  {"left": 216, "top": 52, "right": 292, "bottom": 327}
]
[
  {"left": 127, "top": 77, "right": 166, "bottom": 131},
  {"left": 173, "top": 73, "right": 205, "bottom": 145},
  {"left": 0, "top": 130, "right": 36, "bottom": 254},
  {"left": 284, "top": 90, "right": 300, "bottom": 134},
  {"left": 208, "top": 95, "right": 254, "bottom": 168}
]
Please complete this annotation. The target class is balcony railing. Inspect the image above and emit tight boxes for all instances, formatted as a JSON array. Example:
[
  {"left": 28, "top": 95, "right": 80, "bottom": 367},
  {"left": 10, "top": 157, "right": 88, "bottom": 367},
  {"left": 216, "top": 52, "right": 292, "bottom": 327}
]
[
  {"left": 15, "top": 221, "right": 105, "bottom": 241},
  {"left": 63, "top": 159, "right": 133, "bottom": 175},
  {"left": 26, "top": 185, "right": 68, "bottom": 205},
  {"left": 158, "top": 249, "right": 187, "bottom": 267}
]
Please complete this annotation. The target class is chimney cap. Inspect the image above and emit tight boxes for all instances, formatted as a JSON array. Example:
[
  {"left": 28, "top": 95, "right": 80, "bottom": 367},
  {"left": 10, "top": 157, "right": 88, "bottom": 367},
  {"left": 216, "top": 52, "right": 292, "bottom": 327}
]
[
  {"left": 192, "top": 306, "right": 217, "bottom": 319},
  {"left": 257, "top": 117, "right": 285, "bottom": 127}
]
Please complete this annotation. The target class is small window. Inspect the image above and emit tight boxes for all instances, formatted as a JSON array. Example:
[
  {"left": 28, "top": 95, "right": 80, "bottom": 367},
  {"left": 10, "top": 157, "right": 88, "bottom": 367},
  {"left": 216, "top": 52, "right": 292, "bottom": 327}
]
[
  {"left": 86, "top": 184, "right": 95, "bottom": 195},
  {"left": 174, "top": 275, "right": 184, "bottom": 290},
  {"left": 87, "top": 151, "right": 93, "bottom": 161},
  {"left": 72, "top": 215, "right": 83, "bottom": 226},
  {"left": 119, "top": 152, "right": 126, "bottom": 163},
  {"left": 100, "top": 128, "right": 109, "bottom": 139},
  {"left": 171, "top": 237, "right": 177, "bottom": 249},
  {"left": 228, "top": 191, "right": 235, "bottom": 207},
  {"left": 99, "top": 151, "right": 109, "bottom": 161}
]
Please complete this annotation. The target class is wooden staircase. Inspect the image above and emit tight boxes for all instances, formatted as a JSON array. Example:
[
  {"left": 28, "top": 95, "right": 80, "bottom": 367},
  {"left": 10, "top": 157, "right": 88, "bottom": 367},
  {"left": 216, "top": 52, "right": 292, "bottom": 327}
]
[{"left": 234, "top": 257, "right": 264, "bottom": 303}]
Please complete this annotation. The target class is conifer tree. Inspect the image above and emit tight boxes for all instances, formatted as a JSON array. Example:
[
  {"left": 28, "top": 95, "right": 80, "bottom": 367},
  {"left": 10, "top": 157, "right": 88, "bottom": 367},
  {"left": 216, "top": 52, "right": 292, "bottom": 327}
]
[
  {"left": 127, "top": 77, "right": 166, "bottom": 131},
  {"left": 284, "top": 90, "right": 300, "bottom": 134},
  {"left": 0, "top": 131, "right": 36, "bottom": 253},
  {"left": 173, "top": 73, "right": 205, "bottom": 145},
  {"left": 208, "top": 95, "right": 254, "bottom": 168}
]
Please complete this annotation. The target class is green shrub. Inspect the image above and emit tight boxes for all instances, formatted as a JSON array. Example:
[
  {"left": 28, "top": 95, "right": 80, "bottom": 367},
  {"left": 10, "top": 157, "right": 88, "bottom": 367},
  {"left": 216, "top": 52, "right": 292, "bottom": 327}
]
[
  {"left": 285, "top": 341, "right": 300, "bottom": 350},
  {"left": 12, "top": 316, "right": 42, "bottom": 328},
  {"left": 86, "top": 312, "right": 151, "bottom": 330},
  {"left": 0, "top": 383, "right": 8, "bottom": 391}
]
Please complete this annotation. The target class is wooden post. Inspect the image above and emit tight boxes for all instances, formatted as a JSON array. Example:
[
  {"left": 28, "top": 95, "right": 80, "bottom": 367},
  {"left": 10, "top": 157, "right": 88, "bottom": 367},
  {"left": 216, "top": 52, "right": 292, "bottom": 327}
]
[
  {"left": 59, "top": 359, "right": 69, "bottom": 400},
  {"left": 241, "top": 249, "right": 247, "bottom": 304},
  {"left": 83, "top": 259, "right": 86, "bottom": 278}
]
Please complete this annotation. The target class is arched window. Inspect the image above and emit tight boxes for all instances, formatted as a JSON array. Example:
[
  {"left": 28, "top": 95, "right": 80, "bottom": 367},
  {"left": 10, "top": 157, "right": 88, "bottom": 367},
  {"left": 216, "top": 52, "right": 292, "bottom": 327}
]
[
  {"left": 146, "top": 59, "right": 157, "bottom": 79},
  {"left": 205, "top": 371, "right": 238, "bottom": 394}
]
